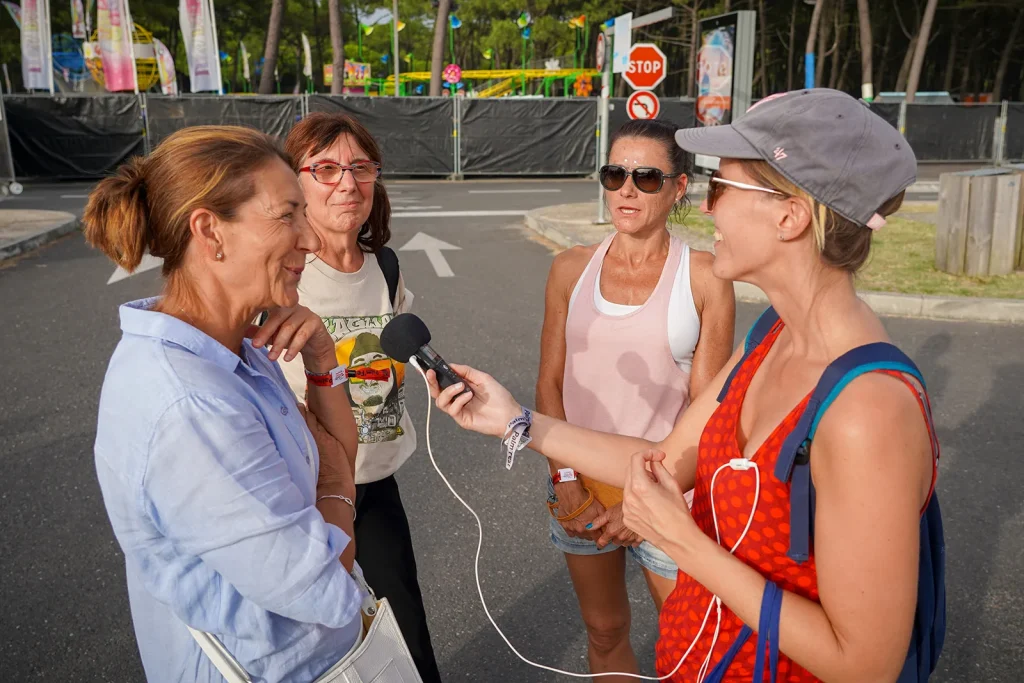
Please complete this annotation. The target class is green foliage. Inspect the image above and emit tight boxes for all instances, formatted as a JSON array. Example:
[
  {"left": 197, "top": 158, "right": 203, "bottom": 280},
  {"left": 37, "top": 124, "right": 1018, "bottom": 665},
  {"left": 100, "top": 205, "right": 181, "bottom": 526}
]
[{"left": 0, "top": 0, "right": 1020, "bottom": 97}]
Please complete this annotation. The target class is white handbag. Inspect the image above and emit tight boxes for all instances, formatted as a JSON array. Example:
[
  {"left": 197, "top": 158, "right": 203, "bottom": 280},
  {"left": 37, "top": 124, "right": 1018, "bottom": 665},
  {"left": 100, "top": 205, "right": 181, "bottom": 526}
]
[{"left": 187, "top": 565, "right": 423, "bottom": 683}]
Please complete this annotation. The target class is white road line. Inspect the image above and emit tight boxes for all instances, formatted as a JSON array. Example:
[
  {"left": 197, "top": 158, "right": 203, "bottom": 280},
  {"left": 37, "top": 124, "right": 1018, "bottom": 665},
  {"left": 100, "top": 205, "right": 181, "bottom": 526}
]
[
  {"left": 60, "top": 194, "right": 90, "bottom": 198},
  {"left": 392, "top": 210, "right": 528, "bottom": 218},
  {"left": 395, "top": 205, "right": 442, "bottom": 210},
  {"left": 467, "top": 189, "right": 562, "bottom": 194}
]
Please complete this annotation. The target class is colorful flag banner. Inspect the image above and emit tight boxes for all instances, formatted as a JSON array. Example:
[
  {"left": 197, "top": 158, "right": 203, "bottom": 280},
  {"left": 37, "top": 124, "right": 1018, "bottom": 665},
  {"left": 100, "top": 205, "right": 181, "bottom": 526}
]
[
  {"left": 153, "top": 37, "right": 177, "bottom": 94},
  {"left": 3, "top": 1, "right": 20, "bottom": 29},
  {"left": 179, "top": 0, "right": 221, "bottom": 92},
  {"left": 71, "top": 0, "right": 86, "bottom": 39},
  {"left": 97, "top": 0, "right": 137, "bottom": 91},
  {"left": 21, "top": 0, "right": 53, "bottom": 91}
]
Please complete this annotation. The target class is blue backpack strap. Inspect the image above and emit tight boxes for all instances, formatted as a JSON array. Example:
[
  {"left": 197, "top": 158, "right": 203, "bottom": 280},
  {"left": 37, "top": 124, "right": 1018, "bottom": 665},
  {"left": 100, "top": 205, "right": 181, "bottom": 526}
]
[
  {"left": 716, "top": 306, "right": 780, "bottom": 403},
  {"left": 774, "top": 342, "right": 926, "bottom": 563},
  {"left": 705, "top": 581, "right": 783, "bottom": 683}
]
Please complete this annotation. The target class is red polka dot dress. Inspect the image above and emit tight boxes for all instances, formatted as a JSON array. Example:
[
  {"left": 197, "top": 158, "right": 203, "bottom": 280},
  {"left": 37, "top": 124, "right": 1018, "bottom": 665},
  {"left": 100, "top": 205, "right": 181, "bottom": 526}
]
[{"left": 655, "top": 320, "right": 819, "bottom": 682}]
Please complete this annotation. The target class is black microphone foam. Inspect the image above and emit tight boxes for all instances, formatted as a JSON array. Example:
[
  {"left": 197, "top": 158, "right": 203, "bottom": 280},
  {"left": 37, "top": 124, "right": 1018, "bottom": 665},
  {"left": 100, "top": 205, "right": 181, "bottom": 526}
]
[{"left": 380, "top": 313, "right": 432, "bottom": 362}]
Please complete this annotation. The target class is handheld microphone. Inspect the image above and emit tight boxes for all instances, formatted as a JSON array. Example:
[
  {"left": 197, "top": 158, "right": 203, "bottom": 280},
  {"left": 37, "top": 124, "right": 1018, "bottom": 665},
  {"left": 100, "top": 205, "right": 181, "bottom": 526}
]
[{"left": 380, "top": 313, "right": 465, "bottom": 391}]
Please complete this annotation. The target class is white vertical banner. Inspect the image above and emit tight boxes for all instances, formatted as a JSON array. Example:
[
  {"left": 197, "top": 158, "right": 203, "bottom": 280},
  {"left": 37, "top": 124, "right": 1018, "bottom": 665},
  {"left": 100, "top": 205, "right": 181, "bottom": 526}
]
[
  {"left": 301, "top": 32, "right": 312, "bottom": 79},
  {"left": 240, "top": 41, "right": 249, "bottom": 82},
  {"left": 612, "top": 12, "right": 632, "bottom": 74},
  {"left": 21, "top": 0, "right": 53, "bottom": 92},
  {"left": 180, "top": 0, "right": 221, "bottom": 92}
]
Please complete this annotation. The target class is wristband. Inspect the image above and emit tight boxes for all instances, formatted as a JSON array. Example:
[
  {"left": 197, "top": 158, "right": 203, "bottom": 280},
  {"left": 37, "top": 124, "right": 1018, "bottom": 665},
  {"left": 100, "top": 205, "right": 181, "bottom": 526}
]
[
  {"left": 551, "top": 468, "right": 577, "bottom": 485},
  {"left": 500, "top": 407, "right": 532, "bottom": 470},
  {"left": 305, "top": 365, "right": 347, "bottom": 388}
]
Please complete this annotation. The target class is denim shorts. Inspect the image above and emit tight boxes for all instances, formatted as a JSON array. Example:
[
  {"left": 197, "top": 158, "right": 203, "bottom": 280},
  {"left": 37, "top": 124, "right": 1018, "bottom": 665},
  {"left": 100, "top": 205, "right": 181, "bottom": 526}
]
[{"left": 546, "top": 479, "right": 678, "bottom": 580}]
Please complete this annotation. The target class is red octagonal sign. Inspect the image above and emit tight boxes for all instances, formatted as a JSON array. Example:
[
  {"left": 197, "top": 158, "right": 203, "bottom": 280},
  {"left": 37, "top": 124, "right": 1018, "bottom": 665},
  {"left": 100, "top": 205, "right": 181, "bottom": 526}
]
[{"left": 623, "top": 43, "right": 667, "bottom": 91}]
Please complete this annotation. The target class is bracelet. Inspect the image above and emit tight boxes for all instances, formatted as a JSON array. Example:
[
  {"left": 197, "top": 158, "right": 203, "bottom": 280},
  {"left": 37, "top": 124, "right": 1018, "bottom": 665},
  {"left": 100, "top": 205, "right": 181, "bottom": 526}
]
[
  {"left": 546, "top": 487, "right": 594, "bottom": 522},
  {"left": 500, "top": 407, "right": 532, "bottom": 470},
  {"left": 317, "top": 494, "right": 357, "bottom": 522}
]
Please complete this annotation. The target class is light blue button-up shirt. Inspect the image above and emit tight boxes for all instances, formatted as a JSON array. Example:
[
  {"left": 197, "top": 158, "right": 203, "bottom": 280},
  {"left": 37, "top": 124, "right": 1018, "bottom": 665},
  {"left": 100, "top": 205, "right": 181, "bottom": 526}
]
[{"left": 94, "top": 298, "right": 362, "bottom": 683}]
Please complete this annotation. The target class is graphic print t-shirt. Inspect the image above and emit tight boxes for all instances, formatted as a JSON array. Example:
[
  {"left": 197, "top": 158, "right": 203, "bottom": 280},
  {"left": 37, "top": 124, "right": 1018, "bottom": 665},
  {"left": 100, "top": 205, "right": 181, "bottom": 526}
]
[{"left": 280, "top": 253, "right": 416, "bottom": 485}]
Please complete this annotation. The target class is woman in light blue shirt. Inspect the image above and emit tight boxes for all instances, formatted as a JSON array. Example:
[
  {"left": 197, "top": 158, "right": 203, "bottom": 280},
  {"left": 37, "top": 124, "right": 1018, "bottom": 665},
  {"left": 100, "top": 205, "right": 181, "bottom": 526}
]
[{"left": 84, "top": 126, "right": 366, "bottom": 682}]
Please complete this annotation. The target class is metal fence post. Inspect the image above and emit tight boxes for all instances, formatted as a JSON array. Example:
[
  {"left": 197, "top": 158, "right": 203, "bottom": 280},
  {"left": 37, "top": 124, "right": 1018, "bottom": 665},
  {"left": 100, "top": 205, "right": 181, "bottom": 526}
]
[
  {"left": 140, "top": 93, "right": 151, "bottom": 156},
  {"left": 897, "top": 100, "right": 908, "bottom": 137},
  {"left": 451, "top": 97, "right": 462, "bottom": 180}
]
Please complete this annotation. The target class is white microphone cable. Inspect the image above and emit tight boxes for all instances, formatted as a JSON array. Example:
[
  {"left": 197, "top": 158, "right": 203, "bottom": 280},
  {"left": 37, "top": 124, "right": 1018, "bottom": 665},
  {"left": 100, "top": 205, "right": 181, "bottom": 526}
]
[{"left": 408, "top": 357, "right": 692, "bottom": 680}]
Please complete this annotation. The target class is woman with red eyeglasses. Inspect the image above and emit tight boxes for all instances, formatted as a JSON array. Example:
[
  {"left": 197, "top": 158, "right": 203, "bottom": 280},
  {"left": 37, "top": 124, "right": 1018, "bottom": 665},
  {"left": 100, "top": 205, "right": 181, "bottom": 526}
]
[
  {"left": 535, "top": 119, "right": 735, "bottom": 680},
  {"left": 278, "top": 113, "right": 442, "bottom": 683}
]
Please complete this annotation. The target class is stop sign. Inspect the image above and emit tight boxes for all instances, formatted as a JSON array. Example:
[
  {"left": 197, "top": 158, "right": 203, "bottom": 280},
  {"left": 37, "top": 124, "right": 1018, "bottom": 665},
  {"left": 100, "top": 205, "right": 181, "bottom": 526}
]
[{"left": 623, "top": 43, "right": 667, "bottom": 91}]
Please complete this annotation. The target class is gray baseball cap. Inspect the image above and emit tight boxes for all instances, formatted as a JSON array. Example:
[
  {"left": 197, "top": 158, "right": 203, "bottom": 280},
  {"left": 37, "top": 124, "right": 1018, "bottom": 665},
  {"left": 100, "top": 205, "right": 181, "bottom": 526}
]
[{"left": 675, "top": 88, "right": 916, "bottom": 229}]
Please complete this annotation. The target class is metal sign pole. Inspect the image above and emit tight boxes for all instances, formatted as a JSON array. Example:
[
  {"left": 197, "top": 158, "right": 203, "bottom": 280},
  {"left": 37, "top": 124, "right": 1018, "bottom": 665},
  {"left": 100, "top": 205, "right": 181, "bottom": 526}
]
[{"left": 596, "top": 7, "right": 674, "bottom": 225}]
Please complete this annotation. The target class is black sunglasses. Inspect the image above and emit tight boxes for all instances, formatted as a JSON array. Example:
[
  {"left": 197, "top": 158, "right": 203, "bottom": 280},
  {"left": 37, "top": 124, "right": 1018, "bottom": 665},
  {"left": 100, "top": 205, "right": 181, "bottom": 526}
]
[{"left": 600, "top": 164, "right": 681, "bottom": 194}]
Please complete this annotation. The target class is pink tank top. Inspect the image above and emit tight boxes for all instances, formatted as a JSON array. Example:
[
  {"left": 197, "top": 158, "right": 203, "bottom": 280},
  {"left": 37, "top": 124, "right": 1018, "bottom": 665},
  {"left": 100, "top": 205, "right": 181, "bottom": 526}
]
[{"left": 562, "top": 233, "right": 692, "bottom": 508}]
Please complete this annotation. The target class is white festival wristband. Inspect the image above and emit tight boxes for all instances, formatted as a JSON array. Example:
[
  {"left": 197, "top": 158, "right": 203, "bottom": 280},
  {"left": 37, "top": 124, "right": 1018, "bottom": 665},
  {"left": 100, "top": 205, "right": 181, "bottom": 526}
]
[{"left": 500, "top": 407, "right": 532, "bottom": 470}]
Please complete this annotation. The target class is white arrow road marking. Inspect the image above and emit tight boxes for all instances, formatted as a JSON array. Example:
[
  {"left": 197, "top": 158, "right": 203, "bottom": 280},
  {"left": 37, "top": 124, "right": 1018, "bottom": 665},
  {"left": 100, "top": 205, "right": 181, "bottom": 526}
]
[
  {"left": 108, "top": 253, "right": 163, "bottom": 284},
  {"left": 398, "top": 232, "right": 461, "bottom": 278}
]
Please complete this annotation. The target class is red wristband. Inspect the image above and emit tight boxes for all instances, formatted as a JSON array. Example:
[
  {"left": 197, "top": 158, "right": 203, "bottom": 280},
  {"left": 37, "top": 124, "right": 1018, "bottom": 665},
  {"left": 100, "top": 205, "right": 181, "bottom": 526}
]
[{"left": 305, "top": 366, "right": 347, "bottom": 388}]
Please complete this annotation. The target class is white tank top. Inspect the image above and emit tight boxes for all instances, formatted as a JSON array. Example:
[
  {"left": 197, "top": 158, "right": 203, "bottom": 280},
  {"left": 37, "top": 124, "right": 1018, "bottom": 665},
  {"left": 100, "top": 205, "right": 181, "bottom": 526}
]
[{"left": 568, "top": 242, "right": 701, "bottom": 373}]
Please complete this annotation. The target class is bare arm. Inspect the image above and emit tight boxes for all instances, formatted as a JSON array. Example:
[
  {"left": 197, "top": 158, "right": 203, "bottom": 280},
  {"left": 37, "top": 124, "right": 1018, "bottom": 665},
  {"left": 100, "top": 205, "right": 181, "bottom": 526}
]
[
  {"left": 432, "top": 340, "right": 745, "bottom": 493},
  {"left": 535, "top": 248, "right": 589, "bottom": 462},
  {"left": 687, "top": 250, "right": 736, "bottom": 399},
  {"left": 648, "top": 373, "right": 932, "bottom": 682}
]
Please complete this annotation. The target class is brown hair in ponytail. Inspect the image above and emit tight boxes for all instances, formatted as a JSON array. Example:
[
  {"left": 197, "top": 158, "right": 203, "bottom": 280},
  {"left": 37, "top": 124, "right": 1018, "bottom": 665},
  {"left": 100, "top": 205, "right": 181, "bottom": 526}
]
[{"left": 83, "top": 125, "right": 292, "bottom": 284}]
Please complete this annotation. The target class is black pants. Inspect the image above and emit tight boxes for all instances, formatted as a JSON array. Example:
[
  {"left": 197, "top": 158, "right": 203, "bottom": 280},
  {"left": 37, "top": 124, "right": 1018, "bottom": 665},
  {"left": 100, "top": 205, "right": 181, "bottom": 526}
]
[{"left": 354, "top": 475, "right": 442, "bottom": 683}]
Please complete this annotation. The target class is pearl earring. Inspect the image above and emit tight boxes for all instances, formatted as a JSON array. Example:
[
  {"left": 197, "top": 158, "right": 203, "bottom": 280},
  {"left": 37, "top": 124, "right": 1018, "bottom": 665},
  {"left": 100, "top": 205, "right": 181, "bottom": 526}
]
[{"left": 216, "top": 252, "right": 223, "bottom": 260}]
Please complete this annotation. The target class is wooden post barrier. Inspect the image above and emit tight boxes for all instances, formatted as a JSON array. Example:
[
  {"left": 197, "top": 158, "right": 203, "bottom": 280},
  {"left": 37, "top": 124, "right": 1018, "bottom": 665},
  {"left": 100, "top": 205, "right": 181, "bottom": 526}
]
[{"left": 936, "top": 168, "right": 1024, "bottom": 276}]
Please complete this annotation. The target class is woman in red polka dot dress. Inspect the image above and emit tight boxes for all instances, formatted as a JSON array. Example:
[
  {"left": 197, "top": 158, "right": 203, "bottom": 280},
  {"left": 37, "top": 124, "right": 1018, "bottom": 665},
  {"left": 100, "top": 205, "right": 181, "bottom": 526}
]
[{"left": 427, "top": 90, "right": 941, "bottom": 682}]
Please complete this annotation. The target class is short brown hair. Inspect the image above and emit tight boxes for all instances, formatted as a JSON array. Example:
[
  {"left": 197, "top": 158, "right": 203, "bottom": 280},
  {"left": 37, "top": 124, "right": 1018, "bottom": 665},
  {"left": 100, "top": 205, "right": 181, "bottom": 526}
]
[
  {"left": 285, "top": 112, "right": 391, "bottom": 254},
  {"left": 83, "top": 126, "right": 291, "bottom": 283},
  {"left": 741, "top": 160, "right": 905, "bottom": 273}
]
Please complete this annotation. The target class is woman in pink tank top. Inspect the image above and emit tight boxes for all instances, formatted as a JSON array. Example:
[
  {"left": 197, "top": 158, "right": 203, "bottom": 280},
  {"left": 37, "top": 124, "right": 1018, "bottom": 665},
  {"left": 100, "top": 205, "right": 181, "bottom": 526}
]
[{"left": 535, "top": 120, "right": 736, "bottom": 680}]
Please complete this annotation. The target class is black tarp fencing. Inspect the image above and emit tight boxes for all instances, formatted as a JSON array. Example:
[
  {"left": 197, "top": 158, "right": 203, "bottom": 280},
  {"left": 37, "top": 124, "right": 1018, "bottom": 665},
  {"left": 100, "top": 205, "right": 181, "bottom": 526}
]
[
  {"left": 904, "top": 104, "right": 1000, "bottom": 162},
  {"left": 459, "top": 98, "right": 597, "bottom": 175},
  {"left": 308, "top": 95, "right": 454, "bottom": 175},
  {"left": 145, "top": 95, "right": 300, "bottom": 149},
  {"left": 869, "top": 102, "right": 901, "bottom": 130},
  {"left": 5, "top": 94, "right": 144, "bottom": 178},
  {"left": 1006, "top": 103, "right": 1024, "bottom": 162}
]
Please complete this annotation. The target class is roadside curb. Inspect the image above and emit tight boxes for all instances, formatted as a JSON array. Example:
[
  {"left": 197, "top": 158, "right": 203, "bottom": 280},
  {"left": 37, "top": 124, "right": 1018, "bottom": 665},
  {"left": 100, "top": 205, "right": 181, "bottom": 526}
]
[
  {"left": 524, "top": 207, "right": 1024, "bottom": 325},
  {"left": 0, "top": 217, "right": 80, "bottom": 263}
]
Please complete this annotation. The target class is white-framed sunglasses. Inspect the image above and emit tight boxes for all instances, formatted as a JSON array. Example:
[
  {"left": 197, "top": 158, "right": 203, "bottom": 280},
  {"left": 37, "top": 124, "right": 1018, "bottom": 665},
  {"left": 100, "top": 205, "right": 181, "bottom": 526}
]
[{"left": 707, "top": 170, "right": 786, "bottom": 210}]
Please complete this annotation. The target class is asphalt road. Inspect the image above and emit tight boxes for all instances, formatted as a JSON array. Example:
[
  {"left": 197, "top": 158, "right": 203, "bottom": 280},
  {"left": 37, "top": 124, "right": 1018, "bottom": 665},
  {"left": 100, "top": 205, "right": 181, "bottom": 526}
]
[{"left": 1, "top": 178, "right": 1022, "bottom": 682}]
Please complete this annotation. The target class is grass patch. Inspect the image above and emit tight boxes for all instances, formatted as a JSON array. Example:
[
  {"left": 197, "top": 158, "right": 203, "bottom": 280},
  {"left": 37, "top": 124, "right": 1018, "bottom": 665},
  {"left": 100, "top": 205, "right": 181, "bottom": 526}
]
[{"left": 671, "top": 211, "right": 1024, "bottom": 299}]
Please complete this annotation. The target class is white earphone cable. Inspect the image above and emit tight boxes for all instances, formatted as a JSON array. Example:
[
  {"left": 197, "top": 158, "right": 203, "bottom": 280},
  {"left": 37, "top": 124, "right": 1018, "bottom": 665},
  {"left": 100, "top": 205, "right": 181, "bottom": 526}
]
[{"left": 408, "top": 358, "right": 688, "bottom": 680}]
